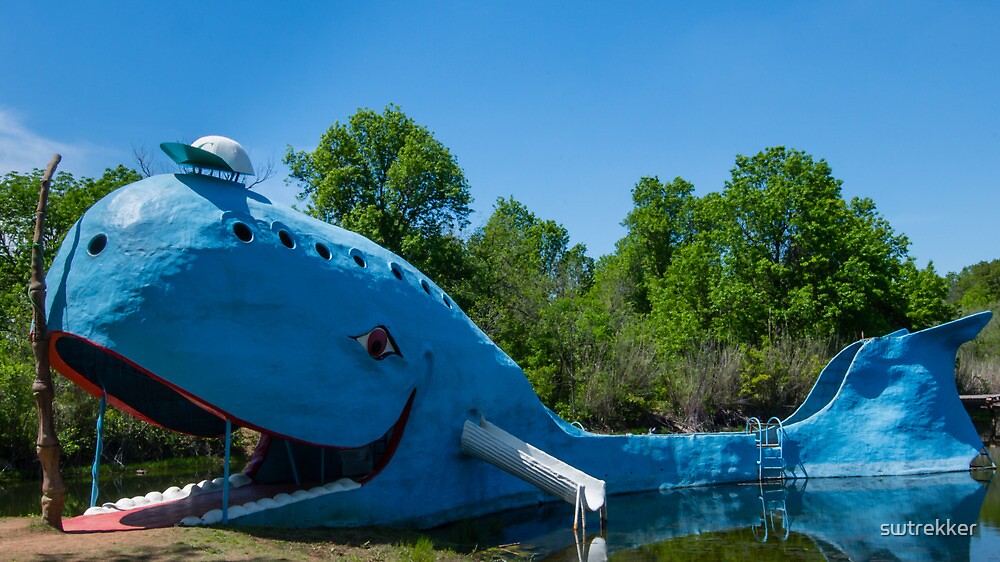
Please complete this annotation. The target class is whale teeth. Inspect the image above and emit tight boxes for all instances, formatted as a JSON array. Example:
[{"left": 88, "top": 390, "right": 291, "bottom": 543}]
[
  {"left": 256, "top": 498, "right": 279, "bottom": 509},
  {"left": 229, "top": 473, "right": 252, "bottom": 488},
  {"left": 241, "top": 501, "right": 262, "bottom": 514},
  {"left": 200, "top": 509, "right": 224, "bottom": 525},
  {"left": 185, "top": 477, "right": 363, "bottom": 526},
  {"left": 114, "top": 498, "right": 136, "bottom": 510},
  {"left": 84, "top": 474, "right": 252, "bottom": 517},
  {"left": 309, "top": 486, "right": 330, "bottom": 496},
  {"left": 81, "top": 473, "right": 362, "bottom": 526}
]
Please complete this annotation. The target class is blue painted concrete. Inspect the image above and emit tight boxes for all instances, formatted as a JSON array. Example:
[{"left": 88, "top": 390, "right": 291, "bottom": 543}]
[{"left": 44, "top": 172, "right": 993, "bottom": 528}]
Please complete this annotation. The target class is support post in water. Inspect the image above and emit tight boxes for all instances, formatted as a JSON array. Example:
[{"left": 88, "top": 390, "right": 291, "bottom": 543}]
[
  {"left": 223, "top": 420, "right": 231, "bottom": 524},
  {"left": 30, "top": 154, "right": 66, "bottom": 530},
  {"left": 90, "top": 393, "right": 107, "bottom": 507}
]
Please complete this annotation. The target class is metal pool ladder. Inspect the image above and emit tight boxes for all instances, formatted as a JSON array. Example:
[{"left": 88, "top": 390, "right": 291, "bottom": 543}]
[{"left": 746, "top": 416, "right": 785, "bottom": 481}]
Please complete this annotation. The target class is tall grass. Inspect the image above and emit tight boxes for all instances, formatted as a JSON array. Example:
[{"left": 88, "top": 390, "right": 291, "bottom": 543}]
[
  {"left": 955, "top": 304, "right": 1000, "bottom": 395},
  {"left": 575, "top": 335, "right": 833, "bottom": 433}
]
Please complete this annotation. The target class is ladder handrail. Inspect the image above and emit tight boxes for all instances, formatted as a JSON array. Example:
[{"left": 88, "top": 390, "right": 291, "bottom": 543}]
[
  {"left": 764, "top": 416, "right": 784, "bottom": 448},
  {"left": 748, "top": 416, "right": 786, "bottom": 482},
  {"left": 746, "top": 417, "right": 764, "bottom": 470}
]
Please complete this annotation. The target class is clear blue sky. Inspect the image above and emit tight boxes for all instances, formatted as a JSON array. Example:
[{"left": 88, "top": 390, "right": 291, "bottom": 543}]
[{"left": 2, "top": 2, "right": 997, "bottom": 274}]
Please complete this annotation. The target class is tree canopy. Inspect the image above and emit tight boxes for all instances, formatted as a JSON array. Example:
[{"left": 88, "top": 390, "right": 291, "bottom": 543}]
[
  {"left": 646, "top": 147, "right": 951, "bottom": 347},
  {"left": 285, "top": 105, "right": 473, "bottom": 290}
]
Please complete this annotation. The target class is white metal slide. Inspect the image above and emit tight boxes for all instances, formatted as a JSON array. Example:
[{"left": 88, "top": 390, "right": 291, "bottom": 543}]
[{"left": 461, "top": 418, "right": 606, "bottom": 513}]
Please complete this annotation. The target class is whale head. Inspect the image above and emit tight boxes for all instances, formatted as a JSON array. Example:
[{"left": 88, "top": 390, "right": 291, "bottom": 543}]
[{"left": 45, "top": 172, "right": 504, "bottom": 464}]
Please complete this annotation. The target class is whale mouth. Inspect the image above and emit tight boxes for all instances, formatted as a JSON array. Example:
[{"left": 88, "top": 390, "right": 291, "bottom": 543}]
[
  {"left": 50, "top": 331, "right": 415, "bottom": 488},
  {"left": 244, "top": 390, "right": 415, "bottom": 487},
  {"left": 75, "top": 389, "right": 416, "bottom": 529},
  {"left": 50, "top": 332, "right": 229, "bottom": 437}
]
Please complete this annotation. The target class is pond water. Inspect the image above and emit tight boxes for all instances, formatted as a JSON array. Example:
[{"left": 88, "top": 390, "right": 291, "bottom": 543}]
[
  {"left": 0, "top": 460, "right": 220, "bottom": 518},
  {"left": 2, "top": 447, "right": 996, "bottom": 561},
  {"left": 429, "top": 444, "right": 1000, "bottom": 561}
]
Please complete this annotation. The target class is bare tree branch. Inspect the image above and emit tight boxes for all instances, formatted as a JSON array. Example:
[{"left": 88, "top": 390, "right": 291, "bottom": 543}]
[
  {"left": 131, "top": 142, "right": 157, "bottom": 178},
  {"left": 246, "top": 154, "right": 277, "bottom": 189}
]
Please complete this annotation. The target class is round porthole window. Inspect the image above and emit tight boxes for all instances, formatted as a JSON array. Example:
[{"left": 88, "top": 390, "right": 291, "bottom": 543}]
[
  {"left": 278, "top": 229, "right": 295, "bottom": 249},
  {"left": 390, "top": 262, "right": 404, "bottom": 280},
  {"left": 349, "top": 248, "right": 367, "bottom": 268},
  {"left": 316, "top": 243, "right": 332, "bottom": 260},
  {"left": 233, "top": 222, "right": 253, "bottom": 242},
  {"left": 87, "top": 234, "right": 108, "bottom": 256}
]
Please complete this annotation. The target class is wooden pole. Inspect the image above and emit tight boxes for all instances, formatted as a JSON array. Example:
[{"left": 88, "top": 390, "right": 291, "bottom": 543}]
[{"left": 30, "top": 154, "right": 65, "bottom": 530}]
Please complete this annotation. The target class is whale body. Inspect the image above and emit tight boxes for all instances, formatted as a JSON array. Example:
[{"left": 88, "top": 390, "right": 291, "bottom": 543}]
[{"left": 45, "top": 172, "right": 992, "bottom": 528}]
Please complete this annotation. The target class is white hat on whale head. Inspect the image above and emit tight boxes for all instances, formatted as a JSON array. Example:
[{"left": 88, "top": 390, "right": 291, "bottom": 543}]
[{"left": 160, "top": 135, "right": 255, "bottom": 177}]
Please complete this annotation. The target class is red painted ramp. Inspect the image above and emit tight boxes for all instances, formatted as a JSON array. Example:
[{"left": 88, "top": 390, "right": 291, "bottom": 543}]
[{"left": 63, "top": 483, "right": 298, "bottom": 532}]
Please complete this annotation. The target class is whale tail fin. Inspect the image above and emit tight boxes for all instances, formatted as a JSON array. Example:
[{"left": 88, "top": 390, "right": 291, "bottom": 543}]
[{"left": 783, "top": 312, "right": 992, "bottom": 477}]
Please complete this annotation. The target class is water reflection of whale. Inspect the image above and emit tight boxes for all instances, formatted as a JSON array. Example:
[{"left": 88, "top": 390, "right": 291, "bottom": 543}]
[{"left": 439, "top": 472, "right": 989, "bottom": 562}]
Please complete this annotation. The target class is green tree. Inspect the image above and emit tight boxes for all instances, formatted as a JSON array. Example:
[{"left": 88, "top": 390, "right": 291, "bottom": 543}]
[
  {"left": 465, "top": 198, "right": 593, "bottom": 409},
  {"left": 948, "top": 259, "right": 1000, "bottom": 394},
  {"left": 0, "top": 165, "right": 141, "bottom": 471},
  {"left": 613, "top": 176, "right": 695, "bottom": 313},
  {"left": 465, "top": 197, "right": 593, "bottom": 358},
  {"left": 650, "top": 146, "right": 948, "bottom": 345},
  {"left": 0, "top": 165, "right": 141, "bottom": 341},
  {"left": 285, "top": 105, "right": 473, "bottom": 293},
  {"left": 949, "top": 259, "right": 1000, "bottom": 311}
]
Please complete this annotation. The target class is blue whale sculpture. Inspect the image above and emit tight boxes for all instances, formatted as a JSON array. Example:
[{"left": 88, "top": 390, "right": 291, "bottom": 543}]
[{"left": 45, "top": 171, "right": 992, "bottom": 529}]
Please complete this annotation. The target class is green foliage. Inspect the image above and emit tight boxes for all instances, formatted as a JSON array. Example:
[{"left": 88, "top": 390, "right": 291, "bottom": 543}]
[
  {"left": 465, "top": 197, "right": 594, "bottom": 416},
  {"left": 615, "top": 176, "right": 695, "bottom": 312},
  {"left": 285, "top": 104, "right": 473, "bottom": 297},
  {"left": 949, "top": 259, "right": 1000, "bottom": 311},
  {"left": 646, "top": 147, "right": 951, "bottom": 348},
  {"left": 465, "top": 198, "right": 592, "bottom": 347},
  {"left": 0, "top": 165, "right": 232, "bottom": 474},
  {"left": 736, "top": 338, "right": 827, "bottom": 417},
  {"left": 405, "top": 536, "right": 437, "bottom": 562},
  {"left": 0, "top": 352, "right": 36, "bottom": 472},
  {"left": 461, "top": 146, "right": 959, "bottom": 430},
  {"left": 577, "top": 318, "right": 659, "bottom": 430},
  {"left": 949, "top": 258, "right": 1000, "bottom": 394}
]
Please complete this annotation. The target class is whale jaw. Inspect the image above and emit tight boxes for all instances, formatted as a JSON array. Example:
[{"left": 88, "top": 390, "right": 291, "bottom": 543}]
[{"left": 49, "top": 331, "right": 417, "bottom": 488}]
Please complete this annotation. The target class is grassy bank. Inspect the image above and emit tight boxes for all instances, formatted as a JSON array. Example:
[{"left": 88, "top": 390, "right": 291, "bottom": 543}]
[{"left": 0, "top": 517, "right": 523, "bottom": 561}]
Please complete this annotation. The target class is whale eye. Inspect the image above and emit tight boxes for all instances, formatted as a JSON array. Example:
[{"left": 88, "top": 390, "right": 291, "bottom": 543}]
[{"left": 351, "top": 326, "right": 401, "bottom": 360}]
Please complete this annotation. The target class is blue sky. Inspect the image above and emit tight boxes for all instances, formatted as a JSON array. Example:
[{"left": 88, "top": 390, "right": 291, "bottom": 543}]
[{"left": 2, "top": 2, "right": 997, "bottom": 274}]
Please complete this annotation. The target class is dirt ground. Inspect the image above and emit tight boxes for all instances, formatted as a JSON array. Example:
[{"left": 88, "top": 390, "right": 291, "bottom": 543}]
[
  {"left": 0, "top": 517, "right": 504, "bottom": 561},
  {"left": 1, "top": 517, "right": 233, "bottom": 561}
]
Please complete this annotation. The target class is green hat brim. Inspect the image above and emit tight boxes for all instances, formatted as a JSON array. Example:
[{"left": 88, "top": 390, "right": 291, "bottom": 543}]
[{"left": 160, "top": 142, "right": 236, "bottom": 173}]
